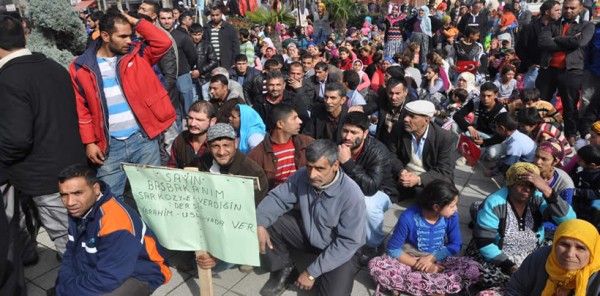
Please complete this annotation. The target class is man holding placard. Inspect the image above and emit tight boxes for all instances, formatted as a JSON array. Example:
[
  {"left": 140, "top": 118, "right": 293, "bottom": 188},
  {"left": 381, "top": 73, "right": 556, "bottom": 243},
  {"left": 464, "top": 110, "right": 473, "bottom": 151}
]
[
  {"left": 255, "top": 139, "right": 367, "bottom": 296},
  {"left": 195, "top": 123, "right": 269, "bottom": 272}
]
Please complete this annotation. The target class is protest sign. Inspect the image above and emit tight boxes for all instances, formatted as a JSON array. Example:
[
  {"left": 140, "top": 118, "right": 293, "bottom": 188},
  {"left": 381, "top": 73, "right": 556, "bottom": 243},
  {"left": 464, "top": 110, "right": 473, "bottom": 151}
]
[{"left": 122, "top": 164, "right": 260, "bottom": 267}]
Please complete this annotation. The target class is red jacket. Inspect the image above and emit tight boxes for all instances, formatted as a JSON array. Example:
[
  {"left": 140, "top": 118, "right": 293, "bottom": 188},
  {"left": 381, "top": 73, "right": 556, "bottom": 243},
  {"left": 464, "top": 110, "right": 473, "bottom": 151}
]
[{"left": 69, "top": 19, "right": 175, "bottom": 153}]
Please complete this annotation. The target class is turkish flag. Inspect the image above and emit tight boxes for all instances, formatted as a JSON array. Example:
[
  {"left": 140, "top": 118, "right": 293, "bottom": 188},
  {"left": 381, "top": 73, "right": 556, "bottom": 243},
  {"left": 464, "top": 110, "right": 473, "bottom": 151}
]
[{"left": 458, "top": 135, "right": 481, "bottom": 167}]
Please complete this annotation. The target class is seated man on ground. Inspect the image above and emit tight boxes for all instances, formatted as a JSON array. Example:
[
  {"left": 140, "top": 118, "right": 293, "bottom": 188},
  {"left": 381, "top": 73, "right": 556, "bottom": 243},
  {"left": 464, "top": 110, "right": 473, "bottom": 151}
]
[
  {"left": 168, "top": 101, "right": 216, "bottom": 168},
  {"left": 55, "top": 164, "right": 171, "bottom": 295},
  {"left": 255, "top": 140, "right": 366, "bottom": 296},
  {"left": 195, "top": 123, "right": 269, "bottom": 272},
  {"left": 453, "top": 82, "right": 507, "bottom": 165},
  {"left": 303, "top": 82, "right": 350, "bottom": 143},
  {"left": 388, "top": 100, "right": 454, "bottom": 200},
  {"left": 337, "top": 112, "right": 397, "bottom": 261}
]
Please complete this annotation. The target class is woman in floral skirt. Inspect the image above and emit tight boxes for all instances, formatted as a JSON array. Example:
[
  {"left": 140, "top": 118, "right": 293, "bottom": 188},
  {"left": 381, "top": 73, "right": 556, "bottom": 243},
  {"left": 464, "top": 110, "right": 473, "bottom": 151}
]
[{"left": 369, "top": 180, "right": 481, "bottom": 295}]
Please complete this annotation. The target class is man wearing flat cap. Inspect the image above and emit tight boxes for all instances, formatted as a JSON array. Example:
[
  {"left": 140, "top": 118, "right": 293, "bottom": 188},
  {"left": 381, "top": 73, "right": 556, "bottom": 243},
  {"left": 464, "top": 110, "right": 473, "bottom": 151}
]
[
  {"left": 388, "top": 100, "right": 455, "bottom": 200},
  {"left": 195, "top": 123, "right": 269, "bottom": 273},
  {"left": 196, "top": 123, "right": 268, "bottom": 204}
]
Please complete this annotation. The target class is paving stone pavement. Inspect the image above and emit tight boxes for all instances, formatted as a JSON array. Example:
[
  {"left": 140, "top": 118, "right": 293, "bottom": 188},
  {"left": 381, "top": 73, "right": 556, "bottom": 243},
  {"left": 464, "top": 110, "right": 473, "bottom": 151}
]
[{"left": 24, "top": 163, "right": 500, "bottom": 296}]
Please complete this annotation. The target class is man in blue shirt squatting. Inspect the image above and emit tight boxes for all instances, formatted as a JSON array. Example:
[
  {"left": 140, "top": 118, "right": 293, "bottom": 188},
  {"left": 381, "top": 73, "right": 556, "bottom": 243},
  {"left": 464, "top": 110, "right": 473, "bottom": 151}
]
[
  {"left": 55, "top": 164, "right": 171, "bottom": 295},
  {"left": 255, "top": 139, "right": 367, "bottom": 296}
]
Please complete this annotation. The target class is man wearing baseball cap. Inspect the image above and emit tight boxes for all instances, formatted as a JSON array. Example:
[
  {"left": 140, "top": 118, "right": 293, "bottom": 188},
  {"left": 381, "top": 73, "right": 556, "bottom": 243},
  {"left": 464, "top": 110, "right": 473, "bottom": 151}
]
[{"left": 388, "top": 100, "right": 455, "bottom": 200}]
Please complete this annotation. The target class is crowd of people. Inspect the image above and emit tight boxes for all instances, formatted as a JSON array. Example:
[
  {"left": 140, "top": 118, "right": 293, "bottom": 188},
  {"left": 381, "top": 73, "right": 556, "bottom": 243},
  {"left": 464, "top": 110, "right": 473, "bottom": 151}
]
[{"left": 2, "top": 0, "right": 600, "bottom": 295}]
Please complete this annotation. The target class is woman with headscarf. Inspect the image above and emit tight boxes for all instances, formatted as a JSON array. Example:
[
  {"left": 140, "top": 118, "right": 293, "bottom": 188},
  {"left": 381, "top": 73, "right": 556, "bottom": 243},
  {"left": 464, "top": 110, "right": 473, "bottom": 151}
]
[
  {"left": 312, "top": 3, "right": 331, "bottom": 45},
  {"left": 532, "top": 139, "right": 576, "bottom": 234},
  {"left": 454, "top": 71, "right": 479, "bottom": 100},
  {"left": 507, "top": 219, "right": 600, "bottom": 296},
  {"left": 352, "top": 59, "right": 371, "bottom": 92},
  {"left": 467, "top": 162, "right": 576, "bottom": 293},
  {"left": 384, "top": 5, "right": 408, "bottom": 58},
  {"left": 408, "top": 6, "right": 432, "bottom": 67},
  {"left": 229, "top": 104, "right": 266, "bottom": 154}
]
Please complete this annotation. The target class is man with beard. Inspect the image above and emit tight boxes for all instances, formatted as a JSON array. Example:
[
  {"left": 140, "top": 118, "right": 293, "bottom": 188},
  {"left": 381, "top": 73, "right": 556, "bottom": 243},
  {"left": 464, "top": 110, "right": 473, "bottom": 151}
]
[
  {"left": 168, "top": 101, "right": 217, "bottom": 168},
  {"left": 248, "top": 105, "right": 314, "bottom": 189},
  {"left": 389, "top": 101, "right": 454, "bottom": 200},
  {"left": 69, "top": 9, "right": 175, "bottom": 198},
  {"left": 338, "top": 112, "right": 396, "bottom": 262}
]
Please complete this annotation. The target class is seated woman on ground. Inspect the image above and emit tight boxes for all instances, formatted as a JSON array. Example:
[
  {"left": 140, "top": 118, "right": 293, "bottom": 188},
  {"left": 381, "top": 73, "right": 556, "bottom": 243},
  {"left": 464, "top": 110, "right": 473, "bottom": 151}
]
[
  {"left": 369, "top": 180, "right": 482, "bottom": 296},
  {"left": 506, "top": 219, "right": 600, "bottom": 296},
  {"left": 467, "top": 162, "right": 576, "bottom": 294},
  {"left": 229, "top": 104, "right": 266, "bottom": 154},
  {"left": 531, "top": 139, "right": 575, "bottom": 235}
]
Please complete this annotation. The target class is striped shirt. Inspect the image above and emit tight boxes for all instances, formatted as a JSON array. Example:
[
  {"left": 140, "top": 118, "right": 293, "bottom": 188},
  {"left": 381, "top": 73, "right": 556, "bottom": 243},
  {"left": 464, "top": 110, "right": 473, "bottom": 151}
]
[
  {"left": 210, "top": 27, "right": 221, "bottom": 61},
  {"left": 97, "top": 57, "right": 139, "bottom": 139},
  {"left": 240, "top": 41, "right": 255, "bottom": 67},
  {"left": 272, "top": 139, "right": 297, "bottom": 187}
]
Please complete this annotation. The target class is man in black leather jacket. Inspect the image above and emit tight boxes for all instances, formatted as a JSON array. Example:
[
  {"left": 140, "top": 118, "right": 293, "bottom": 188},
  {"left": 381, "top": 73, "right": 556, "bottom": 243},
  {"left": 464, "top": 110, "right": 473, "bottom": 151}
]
[
  {"left": 338, "top": 112, "right": 396, "bottom": 259},
  {"left": 190, "top": 23, "right": 218, "bottom": 98}
]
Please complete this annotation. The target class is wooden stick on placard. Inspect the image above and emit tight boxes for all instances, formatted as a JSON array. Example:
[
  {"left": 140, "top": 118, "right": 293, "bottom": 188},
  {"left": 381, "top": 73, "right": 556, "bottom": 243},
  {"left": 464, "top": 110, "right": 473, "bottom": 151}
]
[{"left": 184, "top": 167, "right": 214, "bottom": 296}]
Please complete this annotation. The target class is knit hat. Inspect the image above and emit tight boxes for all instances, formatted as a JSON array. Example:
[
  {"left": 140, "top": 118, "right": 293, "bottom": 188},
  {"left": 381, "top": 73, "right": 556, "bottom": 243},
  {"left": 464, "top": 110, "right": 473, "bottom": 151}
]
[
  {"left": 405, "top": 100, "right": 436, "bottom": 118},
  {"left": 207, "top": 123, "right": 237, "bottom": 142},
  {"left": 592, "top": 121, "right": 600, "bottom": 135},
  {"left": 505, "top": 162, "right": 540, "bottom": 186},
  {"left": 538, "top": 138, "right": 565, "bottom": 162}
]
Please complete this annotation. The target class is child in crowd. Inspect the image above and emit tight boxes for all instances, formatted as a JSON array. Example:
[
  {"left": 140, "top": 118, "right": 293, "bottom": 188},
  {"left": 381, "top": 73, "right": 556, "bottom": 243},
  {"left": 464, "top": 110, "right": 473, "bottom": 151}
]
[
  {"left": 573, "top": 145, "right": 600, "bottom": 228},
  {"left": 369, "top": 180, "right": 481, "bottom": 296},
  {"left": 338, "top": 47, "right": 353, "bottom": 70},
  {"left": 435, "top": 88, "right": 469, "bottom": 130},
  {"left": 494, "top": 66, "right": 519, "bottom": 103},
  {"left": 516, "top": 107, "right": 573, "bottom": 159},
  {"left": 487, "top": 112, "right": 536, "bottom": 176},
  {"left": 507, "top": 88, "right": 563, "bottom": 124}
]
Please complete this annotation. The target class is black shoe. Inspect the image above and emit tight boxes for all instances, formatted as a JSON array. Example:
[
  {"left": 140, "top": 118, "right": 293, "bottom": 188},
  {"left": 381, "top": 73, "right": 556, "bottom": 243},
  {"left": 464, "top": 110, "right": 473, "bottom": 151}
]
[
  {"left": 359, "top": 246, "right": 379, "bottom": 266},
  {"left": 259, "top": 265, "right": 297, "bottom": 296},
  {"left": 23, "top": 253, "right": 39, "bottom": 267}
]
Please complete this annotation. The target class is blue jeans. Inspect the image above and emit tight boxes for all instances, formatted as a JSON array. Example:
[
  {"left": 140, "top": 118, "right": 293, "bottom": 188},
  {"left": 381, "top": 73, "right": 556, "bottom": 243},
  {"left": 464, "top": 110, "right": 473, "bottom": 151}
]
[
  {"left": 365, "top": 191, "right": 392, "bottom": 248},
  {"left": 177, "top": 73, "right": 195, "bottom": 118},
  {"left": 97, "top": 131, "right": 160, "bottom": 198},
  {"left": 523, "top": 66, "right": 539, "bottom": 89}
]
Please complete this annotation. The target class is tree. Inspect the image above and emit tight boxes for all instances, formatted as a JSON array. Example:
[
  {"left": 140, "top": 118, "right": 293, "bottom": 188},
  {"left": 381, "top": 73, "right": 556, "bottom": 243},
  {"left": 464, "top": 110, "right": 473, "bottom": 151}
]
[
  {"left": 323, "top": 0, "right": 363, "bottom": 35},
  {"left": 246, "top": 8, "right": 295, "bottom": 52},
  {"left": 26, "top": 0, "right": 87, "bottom": 68}
]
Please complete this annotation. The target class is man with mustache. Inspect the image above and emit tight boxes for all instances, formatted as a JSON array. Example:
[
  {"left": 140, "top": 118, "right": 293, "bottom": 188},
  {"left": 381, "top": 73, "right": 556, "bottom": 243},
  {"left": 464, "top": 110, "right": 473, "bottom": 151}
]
[
  {"left": 168, "top": 101, "right": 216, "bottom": 168},
  {"left": 337, "top": 112, "right": 397, "bottom": 263}
]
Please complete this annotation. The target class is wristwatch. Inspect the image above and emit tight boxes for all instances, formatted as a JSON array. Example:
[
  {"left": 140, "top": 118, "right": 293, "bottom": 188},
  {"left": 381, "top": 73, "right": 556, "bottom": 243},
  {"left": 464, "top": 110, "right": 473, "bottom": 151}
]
[{"left": 304, "top": 271, "right": 315, "bottom": 281}]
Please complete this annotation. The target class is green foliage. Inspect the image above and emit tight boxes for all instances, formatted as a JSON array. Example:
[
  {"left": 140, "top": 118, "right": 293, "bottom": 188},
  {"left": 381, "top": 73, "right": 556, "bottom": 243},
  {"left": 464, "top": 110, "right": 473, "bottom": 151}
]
[
  {"left": 27, "top": 0, "right": 87, "bottom": 55},
  {"left": 246, "top": 8, "right": 296, "bottom": 26},
  {"left": 27, "top": 30, "right": 76, "bottom": 68},
  {"left": 323, "top": 0, "right": 362, "bottom": 20}
]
